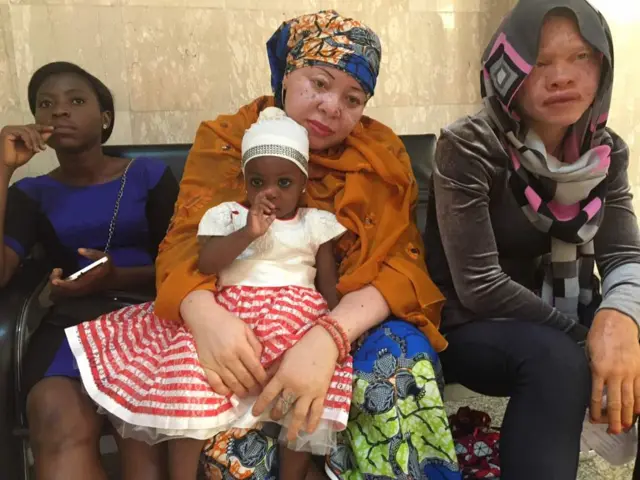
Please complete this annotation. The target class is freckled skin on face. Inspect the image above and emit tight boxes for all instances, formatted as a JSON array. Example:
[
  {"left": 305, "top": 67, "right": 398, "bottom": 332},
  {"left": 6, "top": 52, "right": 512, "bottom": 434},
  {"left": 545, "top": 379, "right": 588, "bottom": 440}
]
[
  {"left": 282, "top": 66, "right": 367, "bottom": 151},
  {"left": 516, "top": 14, "right": 601, "bottom": 137},
  {"left": 244, "top": 156, "right": 307, "bottom": 220}
]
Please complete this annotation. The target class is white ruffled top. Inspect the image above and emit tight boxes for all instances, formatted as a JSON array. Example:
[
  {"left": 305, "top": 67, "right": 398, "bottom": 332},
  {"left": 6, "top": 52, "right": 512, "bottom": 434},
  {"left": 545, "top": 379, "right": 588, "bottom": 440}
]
[{"left": 198, "top": 201, "right": 346, "bottom": 289}]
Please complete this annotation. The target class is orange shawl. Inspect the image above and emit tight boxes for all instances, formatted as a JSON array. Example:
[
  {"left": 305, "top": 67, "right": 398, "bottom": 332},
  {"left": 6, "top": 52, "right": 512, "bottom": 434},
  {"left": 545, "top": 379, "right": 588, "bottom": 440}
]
[{"left": 155, "top": 96, "right": 447, "bottom": 351}]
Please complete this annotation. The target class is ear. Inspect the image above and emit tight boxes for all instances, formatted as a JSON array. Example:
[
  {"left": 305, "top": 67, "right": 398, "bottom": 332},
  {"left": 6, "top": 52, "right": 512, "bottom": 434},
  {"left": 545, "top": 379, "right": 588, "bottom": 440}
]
[{"left": 101, "top": 111, "right": 113, "bottom": 130}]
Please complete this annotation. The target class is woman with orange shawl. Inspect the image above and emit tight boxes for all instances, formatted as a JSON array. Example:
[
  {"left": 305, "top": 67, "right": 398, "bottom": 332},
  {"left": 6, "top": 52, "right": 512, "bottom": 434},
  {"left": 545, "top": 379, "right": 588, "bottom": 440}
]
[{"left": 69, "top": 11, "right": 461, "bottom": 479}]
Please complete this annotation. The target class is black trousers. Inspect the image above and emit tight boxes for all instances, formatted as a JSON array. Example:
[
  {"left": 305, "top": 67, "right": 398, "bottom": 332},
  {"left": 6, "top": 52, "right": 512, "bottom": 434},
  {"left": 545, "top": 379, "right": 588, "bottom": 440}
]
[{"left": 441, "top": 320, "right": 592, "bottom": 480}]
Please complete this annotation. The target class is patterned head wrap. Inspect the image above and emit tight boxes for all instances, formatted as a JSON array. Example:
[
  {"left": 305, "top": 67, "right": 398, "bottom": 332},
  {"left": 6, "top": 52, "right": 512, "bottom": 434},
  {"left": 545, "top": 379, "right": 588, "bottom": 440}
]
[
  {"left": 267, "top": 10, "right": 382, "bottom": 107},
  {"left": 481, "top": 0, "right": 615, "bottom": 323}
]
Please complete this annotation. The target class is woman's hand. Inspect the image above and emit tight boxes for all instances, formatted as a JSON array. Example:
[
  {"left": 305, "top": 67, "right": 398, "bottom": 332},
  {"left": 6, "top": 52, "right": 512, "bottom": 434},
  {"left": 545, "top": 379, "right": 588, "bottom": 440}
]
[
  {"left": 0, "top": 124, "right": 54, "bottom": 171},
  {"left": 587, "top": 309, "right": 640, "bottom": 434},
  {"left": 252, "top": 325, "right": 339, "bottom": 441},
  {"left": 49, "top": 248, "right": 114, "bottom": 299},
  {"left": 181, "top": 290, "right": 268, "bottom": 397}
]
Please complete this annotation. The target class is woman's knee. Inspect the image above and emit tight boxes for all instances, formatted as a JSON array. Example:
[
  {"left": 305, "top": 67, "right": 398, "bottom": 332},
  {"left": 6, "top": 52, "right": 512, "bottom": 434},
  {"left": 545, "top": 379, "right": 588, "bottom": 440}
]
[
  {"left": 353, "top": 317, "right": 440, "bottom": 377},
  {"left": 360, "top": 318, "right": 436, "bottom": 353},
  {"left": 444, "top": 321, "right": 590, "bottom": 398},
  {"left": 26, "top": 377, "right": 102, "bottom": 451},
  {"left": 517, "top": 325, "right": 591, "bottom": 396}
]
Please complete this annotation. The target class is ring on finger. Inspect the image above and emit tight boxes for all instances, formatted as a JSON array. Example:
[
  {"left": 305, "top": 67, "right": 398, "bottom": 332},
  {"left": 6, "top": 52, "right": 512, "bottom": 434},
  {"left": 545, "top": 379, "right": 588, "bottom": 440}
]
[{"left": 278, "top": 391, "right": 297, "bottom": 414}]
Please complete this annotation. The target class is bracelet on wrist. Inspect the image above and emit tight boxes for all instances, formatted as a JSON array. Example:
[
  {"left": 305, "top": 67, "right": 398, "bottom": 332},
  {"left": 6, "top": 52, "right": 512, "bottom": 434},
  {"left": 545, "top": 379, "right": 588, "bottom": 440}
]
[{"left": 317, "top": 315, "right": 351, "bottom": 363}]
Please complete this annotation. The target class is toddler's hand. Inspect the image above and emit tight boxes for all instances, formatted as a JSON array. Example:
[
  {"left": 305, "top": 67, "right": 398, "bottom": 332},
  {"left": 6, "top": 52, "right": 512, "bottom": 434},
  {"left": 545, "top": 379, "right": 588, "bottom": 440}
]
[{"left": 246, "top": 190, "right": 276, "bottom": 238}]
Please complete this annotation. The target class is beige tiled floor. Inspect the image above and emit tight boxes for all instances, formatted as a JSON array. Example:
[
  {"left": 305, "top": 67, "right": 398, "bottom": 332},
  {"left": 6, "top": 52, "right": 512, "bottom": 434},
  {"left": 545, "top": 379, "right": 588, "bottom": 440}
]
[{"left": 445, "top": 396, "right": 635, "bottom": 479}]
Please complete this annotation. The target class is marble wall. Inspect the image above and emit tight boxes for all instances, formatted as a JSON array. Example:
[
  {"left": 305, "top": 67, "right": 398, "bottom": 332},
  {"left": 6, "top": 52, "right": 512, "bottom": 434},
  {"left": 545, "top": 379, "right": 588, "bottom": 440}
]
[
  {"left": 0, "top": 0, "right": 515, "bottom": 181},
  {"left": 590, "top": 0, "right": 640, "bottom": 207},
  {"left": 1, "top": 0, "right": 639, "bottom": 209}
]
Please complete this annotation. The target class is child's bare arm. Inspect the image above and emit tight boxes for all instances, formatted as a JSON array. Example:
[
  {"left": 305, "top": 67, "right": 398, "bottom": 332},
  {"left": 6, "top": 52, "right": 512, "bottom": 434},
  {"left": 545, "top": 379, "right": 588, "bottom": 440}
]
[
  {"left": 315, "top": 240, "right": 340, "bottom": 310},
  {"left": 198, "top": 192, "right": 275, "bottom": 275},
  {"left": 197, "top": 228, "right": 257, "bottom": 275}
]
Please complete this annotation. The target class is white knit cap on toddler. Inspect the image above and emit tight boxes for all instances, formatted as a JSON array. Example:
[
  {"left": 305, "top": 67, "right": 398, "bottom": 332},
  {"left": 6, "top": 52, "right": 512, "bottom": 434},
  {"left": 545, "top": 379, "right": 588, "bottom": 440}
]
[{"left": 241, "top": 107, "right": 309, "bottom": 177}]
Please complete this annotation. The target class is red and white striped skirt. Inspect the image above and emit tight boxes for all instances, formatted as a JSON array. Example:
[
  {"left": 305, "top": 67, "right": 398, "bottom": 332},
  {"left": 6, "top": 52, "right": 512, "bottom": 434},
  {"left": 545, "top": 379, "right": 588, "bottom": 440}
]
[{"left": 65, "top": 286, "right": 352, "bottom": 452}]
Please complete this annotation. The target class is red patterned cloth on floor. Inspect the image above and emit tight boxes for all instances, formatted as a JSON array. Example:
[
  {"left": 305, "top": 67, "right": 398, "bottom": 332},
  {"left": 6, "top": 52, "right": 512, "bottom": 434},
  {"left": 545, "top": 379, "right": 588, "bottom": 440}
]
[{"left": 449, "top": 406, "right": 501, "bottom": 479}]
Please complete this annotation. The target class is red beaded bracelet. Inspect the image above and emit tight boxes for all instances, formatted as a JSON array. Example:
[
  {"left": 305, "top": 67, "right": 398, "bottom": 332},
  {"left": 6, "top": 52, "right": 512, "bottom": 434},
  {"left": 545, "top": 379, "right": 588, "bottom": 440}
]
[
  {"left": 320, "top": 315, "right": 350, "bottom": 354},
  {"left": 317, "top": 316, "right": 351, "bottom": 362},
  {"left": 317, "top": 319, "right": 347, "bottom": 362},
  {"left": 318, "top": 318, "right": 349, "bottom": 362}
]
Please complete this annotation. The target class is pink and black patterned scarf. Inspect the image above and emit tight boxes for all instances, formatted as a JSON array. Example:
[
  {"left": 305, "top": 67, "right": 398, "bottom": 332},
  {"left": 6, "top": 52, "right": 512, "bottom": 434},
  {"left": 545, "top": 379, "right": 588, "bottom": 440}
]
[{"left": 481, "top": 0, "right": 614, "bottom": 319}]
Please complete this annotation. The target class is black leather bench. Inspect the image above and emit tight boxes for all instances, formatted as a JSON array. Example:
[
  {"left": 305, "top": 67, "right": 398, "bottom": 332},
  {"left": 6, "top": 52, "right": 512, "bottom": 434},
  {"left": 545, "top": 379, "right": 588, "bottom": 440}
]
[{"left": 0, "top": 134, "right": 437, "bottom": 478}]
